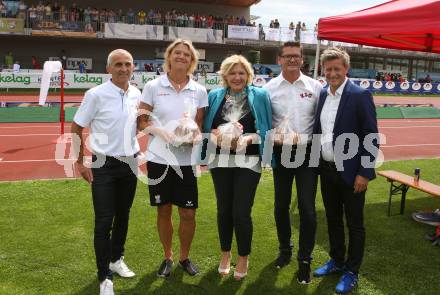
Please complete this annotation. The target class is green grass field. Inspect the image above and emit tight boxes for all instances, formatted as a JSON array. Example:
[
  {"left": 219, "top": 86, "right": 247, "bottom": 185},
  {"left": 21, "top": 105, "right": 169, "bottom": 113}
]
[{"left": 1, "top": 159, "right": 439, "bottom": 295}]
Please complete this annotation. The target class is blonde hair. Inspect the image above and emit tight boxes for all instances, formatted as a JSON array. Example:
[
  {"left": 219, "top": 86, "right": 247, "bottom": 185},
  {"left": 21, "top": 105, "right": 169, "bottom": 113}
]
[
  {"left": 320, "top": 47, "right": 350, "bottom": 69},
  {"left": 218, "top": 55, "right": 254, "bottom": 88},
  {"left": 163, "top": 39, "right": 199, "bottom": 75}
]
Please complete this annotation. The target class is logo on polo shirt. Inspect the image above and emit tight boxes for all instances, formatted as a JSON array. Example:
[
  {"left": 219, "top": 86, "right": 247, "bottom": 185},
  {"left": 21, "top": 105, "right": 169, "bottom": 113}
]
[
  {"left": 155, "top": 195, "right": 161, "bottom": 203},
  {"left": 186, "top": 201, "right": 194, "bottom": 207},
  {"left": 300, "top": 92, "right": 313, "bottom": 99}
]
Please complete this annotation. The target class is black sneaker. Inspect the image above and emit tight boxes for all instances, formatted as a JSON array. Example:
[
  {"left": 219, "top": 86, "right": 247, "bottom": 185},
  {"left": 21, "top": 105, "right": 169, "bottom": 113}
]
[
  {"left": 297, "top": 260, "right": 311, "bottom": 284},
  {"left": 157, "top": 259, "right": 173, "bottom": 278},
  {"left": 179, "top": 259, "right": 199, "bottom": 276},
  {"left": 274, "top": 253, "right": 292, "bottom": 269}
]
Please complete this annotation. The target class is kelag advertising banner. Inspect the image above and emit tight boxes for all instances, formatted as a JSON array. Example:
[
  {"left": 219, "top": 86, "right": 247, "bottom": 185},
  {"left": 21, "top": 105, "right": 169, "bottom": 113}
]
[{"left": 1, "top": 72, "right": 439, "bottom": 94}]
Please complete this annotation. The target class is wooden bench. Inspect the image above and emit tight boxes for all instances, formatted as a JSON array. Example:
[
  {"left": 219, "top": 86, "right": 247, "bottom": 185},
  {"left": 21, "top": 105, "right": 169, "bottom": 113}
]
[{"left": 377, "top": 170, "right": 440, "bottom": 216}]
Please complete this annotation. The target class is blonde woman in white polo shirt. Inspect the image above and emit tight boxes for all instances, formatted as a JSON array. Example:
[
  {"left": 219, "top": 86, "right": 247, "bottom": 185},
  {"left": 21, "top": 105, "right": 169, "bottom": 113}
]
[
  {"left": 71, "top": 49, "right": 140, "bottom": 295},
  {"left": 138, "top": 39, "right": 208, "bottom": 278}
]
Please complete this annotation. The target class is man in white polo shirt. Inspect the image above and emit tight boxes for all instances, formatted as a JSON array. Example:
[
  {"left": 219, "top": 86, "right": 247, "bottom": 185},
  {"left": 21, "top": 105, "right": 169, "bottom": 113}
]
[
  {"left": 71, "top": 49, "right": 140, "bottom": 295},
  {"left": 264, "top": 41, "right": 322, "bottom": 284}
]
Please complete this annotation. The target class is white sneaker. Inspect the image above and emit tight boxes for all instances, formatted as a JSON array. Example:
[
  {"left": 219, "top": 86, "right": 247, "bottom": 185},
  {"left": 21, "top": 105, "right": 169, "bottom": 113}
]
[
  {"left": 109, "top": 257, "right": 136, "bottom": 278},
  {"left": 99, "top": 279, "right": 114, "bottom": 295}
]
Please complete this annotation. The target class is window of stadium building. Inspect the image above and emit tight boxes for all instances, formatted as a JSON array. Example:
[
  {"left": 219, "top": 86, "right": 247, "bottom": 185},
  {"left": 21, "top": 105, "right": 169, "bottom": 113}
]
[
  {"left": 433, "top": 61, "right": 440, "bottom": 73},
  {"left": 371, "top": 57, "right": 385, "bottom": 71}
]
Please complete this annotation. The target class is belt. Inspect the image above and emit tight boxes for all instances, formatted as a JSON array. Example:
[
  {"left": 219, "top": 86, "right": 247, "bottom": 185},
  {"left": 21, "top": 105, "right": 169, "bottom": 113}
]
[
  {"left": 92, "top": 153, "right": 138, "bottom": 162},
  {"left": 320, "top": 159, "right": 336, "bottom": 170}
]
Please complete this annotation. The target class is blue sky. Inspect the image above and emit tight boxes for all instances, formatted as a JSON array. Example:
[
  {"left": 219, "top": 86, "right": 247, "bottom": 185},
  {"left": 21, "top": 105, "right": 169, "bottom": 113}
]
[{"left": 251, "top": 0, "right": 388, "bottom": 29}]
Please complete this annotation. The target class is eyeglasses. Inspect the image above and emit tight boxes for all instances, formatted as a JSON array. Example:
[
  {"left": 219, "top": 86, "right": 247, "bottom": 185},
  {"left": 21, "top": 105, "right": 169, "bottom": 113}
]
[{"left": 280, "top": 55, "right": 302, "bottom": 60}]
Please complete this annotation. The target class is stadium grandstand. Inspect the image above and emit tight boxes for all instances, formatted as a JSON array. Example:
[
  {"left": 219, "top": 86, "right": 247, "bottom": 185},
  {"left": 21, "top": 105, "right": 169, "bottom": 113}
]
[{"left": 0, "top": 0, "right": 440, "bottom": 81}]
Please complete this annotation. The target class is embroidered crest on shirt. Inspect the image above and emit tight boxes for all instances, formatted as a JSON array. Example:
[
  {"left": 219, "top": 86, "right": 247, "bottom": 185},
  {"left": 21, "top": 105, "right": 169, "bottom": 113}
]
[{"left": 300, "top": 92, "right": 313, "bottom": 99}]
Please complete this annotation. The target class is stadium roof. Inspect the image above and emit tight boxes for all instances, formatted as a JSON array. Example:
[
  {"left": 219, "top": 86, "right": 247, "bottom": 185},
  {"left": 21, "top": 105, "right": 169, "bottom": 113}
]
[
  {"left": 318, "top": 0, "right": 440, "bottom": 53},
  {"left": 177, "top": 0, "right": 261, "bottom": 7}
]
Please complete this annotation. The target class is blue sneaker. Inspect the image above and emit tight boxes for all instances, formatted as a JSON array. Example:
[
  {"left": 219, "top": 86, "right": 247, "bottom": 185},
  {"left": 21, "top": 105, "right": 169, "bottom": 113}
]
[
  {"left": 335, "top": 271, "right": 358, "bottom": 294},
  {"left": 313, "top": 259, "right": 344, "bottom": 277}
]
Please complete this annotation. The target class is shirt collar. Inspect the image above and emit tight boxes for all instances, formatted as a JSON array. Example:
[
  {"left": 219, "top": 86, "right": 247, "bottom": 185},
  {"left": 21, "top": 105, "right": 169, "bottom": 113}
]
[
  {"left": 327, "top": 77, "right": 348, "bottom": 97},
  {"left": 108, "top": 79, "right": 131, "bottom": 95},
  {"left": 276, "top": 71, "right": 307, "bottom": 87},
  {"left": 160, "top": 74, "right": 196, "bottom": 91}
]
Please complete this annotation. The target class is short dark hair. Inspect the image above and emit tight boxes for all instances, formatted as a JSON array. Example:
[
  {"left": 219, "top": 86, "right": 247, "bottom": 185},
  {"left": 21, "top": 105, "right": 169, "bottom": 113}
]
[{"left": 278, "top": 41, "right": 303, "bottom": 57}]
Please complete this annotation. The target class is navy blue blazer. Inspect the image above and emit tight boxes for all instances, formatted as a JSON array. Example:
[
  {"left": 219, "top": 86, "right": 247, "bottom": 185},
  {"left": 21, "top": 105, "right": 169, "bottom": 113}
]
[{"left": 313, "top": 79, "right": 379, "bottom": 188}]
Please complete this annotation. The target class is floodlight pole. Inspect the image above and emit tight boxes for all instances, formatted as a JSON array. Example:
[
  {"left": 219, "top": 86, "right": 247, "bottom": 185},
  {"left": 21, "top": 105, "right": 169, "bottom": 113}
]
[{"left": 313, "top": 39, "right": 320, "bottom": 79}]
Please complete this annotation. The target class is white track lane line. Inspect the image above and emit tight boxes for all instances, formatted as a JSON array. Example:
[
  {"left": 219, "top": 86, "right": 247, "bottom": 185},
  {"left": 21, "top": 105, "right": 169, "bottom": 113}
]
[
  {"left": 381, "top": 144, "right": 440, "bottom": 148},
  {"left": 0, "top": 125, "right": 71, "bottom": 129},
  {"left": 380, "top": 126, "right": 440, "bottom": 129},
  {"left": 0, "top": 159, "right": 74, "bottom": 163},
  {"left": 0, "top": 133, "right": 88, "bottom": 137}
]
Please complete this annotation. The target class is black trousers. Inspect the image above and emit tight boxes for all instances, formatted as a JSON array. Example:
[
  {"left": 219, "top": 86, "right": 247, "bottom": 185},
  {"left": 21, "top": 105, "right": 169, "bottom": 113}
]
[
  {"left": 210, "top": 167, "right": 261, "bottom": 256},
  {"left": 91, "top": 155, "right": 137, "bottom": 282},
  {"left": 320, "top": 161, "right": 366, "bottom": 274},
  {"left": 273, "top": 145, "right": 318, "bottom": 262}
]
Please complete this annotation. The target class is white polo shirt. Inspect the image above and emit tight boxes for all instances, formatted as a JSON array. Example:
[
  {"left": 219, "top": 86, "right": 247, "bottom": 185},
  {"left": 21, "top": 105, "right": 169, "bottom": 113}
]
[
  {"left": 320, "top": 77, "right": 348, "bottom": 162},
  {"left": 73, "top": 80, "right": 141, "bottom": 157},
  {"left": 264, "top": 72, "right": 322, "bottom": 142},
  {"left": 141, "top": 74, "right": 208, "bottom": 166}
]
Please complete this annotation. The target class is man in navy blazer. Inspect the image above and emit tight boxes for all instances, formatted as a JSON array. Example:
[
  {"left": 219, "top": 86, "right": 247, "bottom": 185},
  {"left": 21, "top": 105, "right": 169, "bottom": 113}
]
[{"left": 312, "top": 47, "right": 379, "bottom": 294}]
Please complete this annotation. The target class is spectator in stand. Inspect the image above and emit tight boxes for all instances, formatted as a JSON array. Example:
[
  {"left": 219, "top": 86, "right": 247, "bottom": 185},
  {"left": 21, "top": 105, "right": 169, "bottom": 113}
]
[
  {"left": 301, "top": 22, "right": 307, "bottom": 31},
  {"left": 84, "top": 6, "right": 91, "bottom": 23},
  {"left": 295, "top": 21, "right": 301, "bottom": 41},
  {"left": 70, "top": 2, "right": 78, "bottom": 22},
  {"left": 385, "top": 73, "right": 392, "bottom": 81},
  {"left": 31, "top": 56, "right": 41, "bottom": 69},
  {"left": 79, "top": 60, "right": 86, "bottom": 73},
  {"left": 138, "top": 9, "right": 146, "bottom": 24},
  {"left": 116, "top": 9, "right": 124, "bottom": 23},
  {"left": 63, "top": 5, "right": 70, "bottom": 22},
  {"left": 36, "top": 1, "right": 44, "bottom": 21},
  {"left": 425, "top": 74, "right": 432, "bottom": 83},
  {"left": 289, "top": 22, "right": 294, "bottom": 30},
  {"left": 59, "top": 49, "right": 67, "bottom": 69},
  {"left": 108, "top": 9, "right": 116, "bottom": 23},
  {"left": 269, "top": 20, "right": 274, "bottom": 28},
  {"left": 195, "top": 13, "right": 202, "bottom": 27},
  {"left": 274, "top": 19, "right": 280, "bottom": 28},
  {"left": 144, "top": 63, "right": 153, "bottom": 72},
  {"left": 126, "top": 8, "right": 134, "bottom": 24},
  {"left": 44, "top": 2, "right": 52, "bottom": 21},
  {"left": 17, "top": 0, "right": 26, "bottom": 19},
  {"left": 258, "top": 23, "right": 265, "bottom": 40},
  {"left": 52, "top": 1, "right": 60, "bottom": 21},
  {"left": 4, "top": 52, "right": 13, "bottom": 69},
  {"left": 13, "top": 60, "right": 20, "bottom": 72},
  {"left": 0, "top": 2, "right": 7, "bottom": 18},
  {"left": 28, "top": 4, "right": 37, "bottom": 27},
  {"left": 7, "top": 0, "right": 19, "bottom": 17},
  {"left": 239, "top": 16, "right": 246, "bottom": 26},
  {"left": 155, "top": 10, "right": 162, "bottom": 25}
]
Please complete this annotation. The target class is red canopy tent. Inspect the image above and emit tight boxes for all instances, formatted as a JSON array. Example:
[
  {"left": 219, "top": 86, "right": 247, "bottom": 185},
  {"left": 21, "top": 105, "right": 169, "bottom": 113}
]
[
  {"left": 318, "top": 0, "right": 440, "bottom": 52},
  {"left": 313, "top": 0, "right": 440, "bottom": 77}
]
